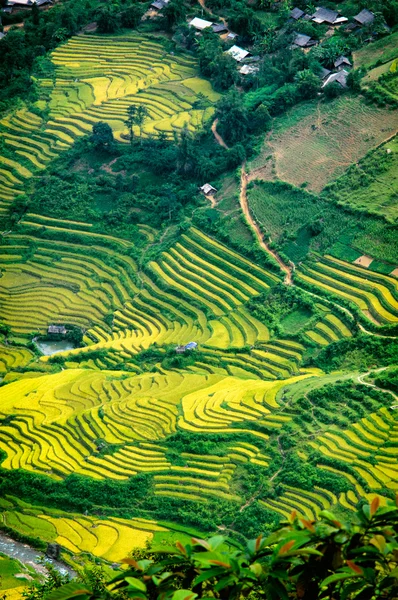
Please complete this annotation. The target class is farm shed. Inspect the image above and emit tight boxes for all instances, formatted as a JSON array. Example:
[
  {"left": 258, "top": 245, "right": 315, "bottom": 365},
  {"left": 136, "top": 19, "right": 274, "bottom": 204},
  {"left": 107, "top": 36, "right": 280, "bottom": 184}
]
[
  {"left": 226, "top": 32, "right": 238, "bottom": 40},
  {"left": 334, "top": 56, "right": 351, "bottom": 69},
  {"left": 226, "top": 45, "right": 250, "bottom": 62},
  {"left": 354, "top": 9, "right": 375, "bottom": 25},
  {"left": 312, "top": 7, "right": 339, "bottom": 25},
  {"left": 189, "top": 17, "right": 213, "bottom": 31},
  {"left": 290, "top": 7, "right": 304, "bottom": 20},
  {"left": 322, "top": 69, "right": 349, "bottom": 88},
  {"left": 200, "top": 183, "right": 217, "bottom": 195},
  {"left": 48, "top": 325, "right": 67, "bottom": 335}
]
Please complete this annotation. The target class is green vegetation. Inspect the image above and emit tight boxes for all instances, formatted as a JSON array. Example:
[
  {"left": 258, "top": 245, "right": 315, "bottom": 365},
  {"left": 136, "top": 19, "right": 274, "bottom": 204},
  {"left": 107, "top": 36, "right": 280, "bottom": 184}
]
[
  {"left": 25, "top": 498, "right": 398, "bottom": 600},
  {"left": 0, "top": 1, "right": 397, "bottom": 593}
]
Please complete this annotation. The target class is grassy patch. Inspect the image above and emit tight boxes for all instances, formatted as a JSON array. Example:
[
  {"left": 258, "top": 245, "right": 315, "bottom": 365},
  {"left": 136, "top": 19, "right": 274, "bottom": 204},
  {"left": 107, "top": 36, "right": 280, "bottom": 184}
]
[
  {"left": 353, "top": 32, "right": 398, "bottom": 69},
  {"left": 322, "top": 137, "right": 398, "bottom": 221}
]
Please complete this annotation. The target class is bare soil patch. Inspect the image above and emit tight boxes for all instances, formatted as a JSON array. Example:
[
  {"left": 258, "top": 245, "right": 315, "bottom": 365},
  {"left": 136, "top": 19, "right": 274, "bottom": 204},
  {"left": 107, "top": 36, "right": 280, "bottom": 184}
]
[{"left": 353, "top": 255, "right": 374, "bottom": 268}]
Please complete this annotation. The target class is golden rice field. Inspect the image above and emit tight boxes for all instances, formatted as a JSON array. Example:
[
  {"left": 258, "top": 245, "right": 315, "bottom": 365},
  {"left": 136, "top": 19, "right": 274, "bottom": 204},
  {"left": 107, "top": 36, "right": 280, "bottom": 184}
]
[
  {"left": 0, "top": 495, "right": 167, "bottom": 559},
  {"left": 0, "top": 34, "right": 219, "bottom": 214},
  {"left": 0, "top": 368, "right": 314, "bottom": 497},
  {"left": 296, "top": 254, "right": 398, "bottom": 325}
]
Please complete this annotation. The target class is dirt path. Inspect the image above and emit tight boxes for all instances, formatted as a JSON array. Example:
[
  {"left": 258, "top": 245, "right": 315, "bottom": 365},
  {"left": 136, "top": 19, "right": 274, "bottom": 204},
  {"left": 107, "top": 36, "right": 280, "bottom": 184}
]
[
  {"left": 356, "top": 367, "right": 397, "bottom": 401},
  {"left": 240, "top": 164, "right": 293, "bottom": 284},
  {"left": 211, "top": 119, "right": 228, "bottom": 149},
  {"left": 205, "top": 194, "right": 216, "bottom": 208}
]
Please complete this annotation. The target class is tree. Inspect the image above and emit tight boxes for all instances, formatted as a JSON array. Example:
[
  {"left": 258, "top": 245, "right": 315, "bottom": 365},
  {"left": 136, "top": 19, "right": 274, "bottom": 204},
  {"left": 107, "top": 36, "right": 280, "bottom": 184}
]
[
  {"left": 91, "top": 122, "right": 114, "bottom": 151},
  {"left": 323, "top": 81, "right": 343, "bottom": 99},
  {"left": 215, "top": 90, "right": 249, "bottom": 144},
  {"left": 163, "top": 0, "right": 187, "bottom": 30},
  {"left": 121, "top": 4, "right": 145, "bottom": 29},
  {"left": 96, "top": 6, "right": 120, "bottom": 34},
  {"left": 295, "top": 69, "right": 320, "bottom": 99},
  {"left": 210, "top": 53, "right": 238, "bottom": 91},
  {"left": 42, "top": 497, "right": 398, "bottom": 600},
  {"left": 124, "top": 104, "right": 149, "bottom": 143}
]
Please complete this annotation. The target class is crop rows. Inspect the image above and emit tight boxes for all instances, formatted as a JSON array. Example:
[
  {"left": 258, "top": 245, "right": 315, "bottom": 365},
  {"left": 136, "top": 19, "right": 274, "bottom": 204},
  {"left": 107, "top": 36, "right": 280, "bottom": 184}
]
[
  {"left": 297, "top": 255, "right": 398, "bottom": 325},
  {"left": 1, "top": 500, "right": 166, "bottom": 560},
  {"left": 0, "top": 345, "right": 33, "bottom": 374},
  {"left": 0, "top": 368, "right": 313, "bottom": 500},
  {"left": 0, "top": 35, "right": 218, "bottom": 213},
  {"left": 312, "top": 407, "right": 398, "bottom": 504}
]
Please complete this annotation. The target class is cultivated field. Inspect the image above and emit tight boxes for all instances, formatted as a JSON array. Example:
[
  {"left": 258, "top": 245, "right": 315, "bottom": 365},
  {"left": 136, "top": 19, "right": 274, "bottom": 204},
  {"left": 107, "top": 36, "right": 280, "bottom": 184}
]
[
  {"left": 0, "top": 34, "right": 219, "bottom": 214},
  {"left": 250, "top": 96, "right": 398, "bottom": 192}
]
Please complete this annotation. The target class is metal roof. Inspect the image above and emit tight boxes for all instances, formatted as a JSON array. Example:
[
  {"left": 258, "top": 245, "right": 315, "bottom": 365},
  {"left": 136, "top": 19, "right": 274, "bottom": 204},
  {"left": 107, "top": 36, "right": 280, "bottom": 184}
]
[
  {"left": 189, "top": 17, "right": 213, "bottom": 30},
  {"left": 226, "top": 45, "right": 250, "bottom": 62},
  {"left": 354, "top": 9, "right": 375, "bottom": 25}
]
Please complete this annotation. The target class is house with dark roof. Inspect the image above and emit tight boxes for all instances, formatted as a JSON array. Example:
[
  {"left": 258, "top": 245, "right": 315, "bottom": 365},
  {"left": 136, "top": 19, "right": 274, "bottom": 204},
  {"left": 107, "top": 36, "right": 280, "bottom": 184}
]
[
  {"left": 322, "top": 69, "right": 349, "bottom": 89},
  {"left": 312, "top": 6, "right": 339, "bottom": 25},
  {"left": 212, "top": 23, "right": 228, "bottom": 34},
  {"left": 318, "top": 66, "right": 331, "bottom": 80},
  {"left": 290, "top": 7, "right": 304, "bottom": 20},
  {"left": 293, "top": 33, "right": 316, "bottom": 48},
  {"left": 334, "top": 56, "right": 351, "bottom": 70},
  {"left": 354, "top": 9, "right": 375, "bottom": 25},
  {"left": 48, "top": 325, "right": 67, "bottom": 335}
]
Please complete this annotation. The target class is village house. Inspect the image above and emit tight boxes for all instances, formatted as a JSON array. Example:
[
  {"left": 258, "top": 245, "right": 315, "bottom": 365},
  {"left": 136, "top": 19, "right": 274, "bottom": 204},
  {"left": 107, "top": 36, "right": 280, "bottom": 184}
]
[
  {"left": 290, "top": 7, "right": 304, "bottom": 21},
  {"left": 240, "top": 64, "right": 259, "bottom": 75},
  {"left": 176, "top": 342, "right": 198, "bottom": 354},
  {"left": 312, "top": 6, "right": 339, "bottom": 25},
  {"left": 150, "top": 0, "right": 169, "bottom": 11},
  {"left": 226, "top": 45, "right": 250, "bottom": 62},
  {"left": 292, "top": 33, "right": 316, "bottom": 48},
  {"left": 200, "top": 183, "right": 217, "bottom": 196},
  {"left": 48, "top": 325, "right": 67, "bottom": 335},
  {"left": 212, "top": 23, "right": 228, "bottom": 34},
  {"left": 354, "top": 9, "right": 375, "bottom": 26},
  {"left": 189, "top": 17, "right": 213, "bottom": 31},
  {"left": 322, "top": 69, "right": 349, "bottom": 89},
  {"left": 6, "top": 0, "right": 53, "bottom": 9},
  {"left": 334, "top": 56, "right": 351, "bottom": 70}
]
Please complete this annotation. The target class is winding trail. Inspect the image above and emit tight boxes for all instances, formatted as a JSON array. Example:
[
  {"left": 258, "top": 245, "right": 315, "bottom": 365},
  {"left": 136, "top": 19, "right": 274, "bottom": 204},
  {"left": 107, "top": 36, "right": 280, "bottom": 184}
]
[
  {"left": 240, "top": 164, "right": 293, "bottom": 284},
  {"left": 210, "top": 119, "right": 394, "bottom": 338},
  {"left": 357, "top": 366, "right": 398, "bottom": 402},
  {"left": 211, "top": 119, "right": 228, "bottom": 149}
]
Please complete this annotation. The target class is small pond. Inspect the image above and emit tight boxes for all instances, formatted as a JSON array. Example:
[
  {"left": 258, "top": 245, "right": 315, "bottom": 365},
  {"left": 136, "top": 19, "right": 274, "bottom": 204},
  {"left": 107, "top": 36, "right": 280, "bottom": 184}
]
[
  {"left": 36, "top": 340, "right": 75, "bottom": 356},
  {"left": 0, "top": 533, "right": 75, "bottom": 577}
]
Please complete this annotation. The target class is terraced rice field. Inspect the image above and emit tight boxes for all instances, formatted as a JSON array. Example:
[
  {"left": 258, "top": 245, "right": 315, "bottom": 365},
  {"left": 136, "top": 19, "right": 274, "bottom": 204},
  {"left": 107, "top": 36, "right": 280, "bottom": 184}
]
[
  {"left": 313, "top": 407, "right": 398, "bottom": 510},
  {"left": 1, "top": 496, "right": 167, "bottom": 560},
  {"left": 0, "top": 367, "right": 316, "bottom": 499},
  {"left": 0, "top": 34, "right": 219, "bottom": 213},
  {"left": 296, "top": 255, "right": 398, "bottom": 325}
]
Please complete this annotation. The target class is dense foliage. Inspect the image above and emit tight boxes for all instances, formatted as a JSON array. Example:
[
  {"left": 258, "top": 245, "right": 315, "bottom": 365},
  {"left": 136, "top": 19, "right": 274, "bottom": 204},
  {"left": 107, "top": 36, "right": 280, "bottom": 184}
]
[{"left": 27, "top": 497, "right": 398, "bottom": 600}]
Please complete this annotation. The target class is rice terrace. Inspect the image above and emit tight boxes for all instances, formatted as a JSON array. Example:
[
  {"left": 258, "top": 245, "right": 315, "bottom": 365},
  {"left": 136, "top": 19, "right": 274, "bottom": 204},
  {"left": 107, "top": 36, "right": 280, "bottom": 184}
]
[{"left": 0, "top": 1, "right": 398, "bottom": 599}]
